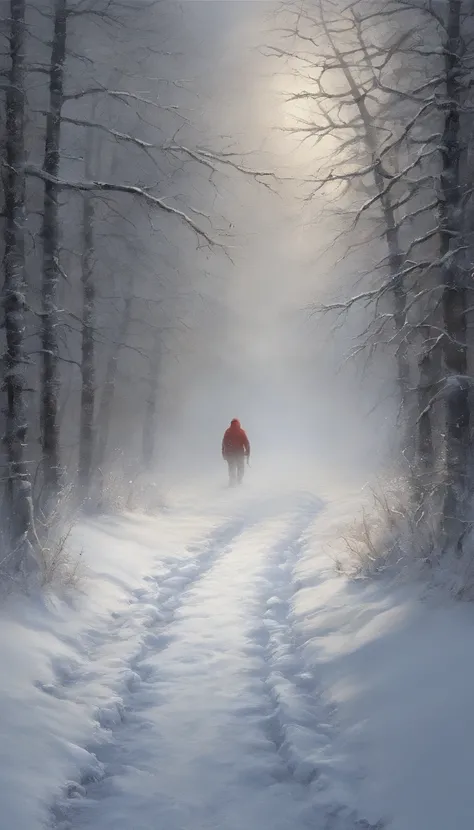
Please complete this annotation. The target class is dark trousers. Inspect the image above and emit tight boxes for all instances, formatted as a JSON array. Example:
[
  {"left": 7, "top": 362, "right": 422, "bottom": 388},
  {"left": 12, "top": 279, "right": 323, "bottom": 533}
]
[{"left": 226, "top": 454, "right": 245, "bottom": 485}]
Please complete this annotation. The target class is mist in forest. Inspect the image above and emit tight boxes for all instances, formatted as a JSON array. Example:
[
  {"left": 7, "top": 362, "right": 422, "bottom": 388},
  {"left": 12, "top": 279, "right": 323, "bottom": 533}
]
[
  {"left": 154, "top": 1, "right": 397, "bottom": 493},
  {"left": 3, "top": 0, "right": 422, "bottom": 561}
]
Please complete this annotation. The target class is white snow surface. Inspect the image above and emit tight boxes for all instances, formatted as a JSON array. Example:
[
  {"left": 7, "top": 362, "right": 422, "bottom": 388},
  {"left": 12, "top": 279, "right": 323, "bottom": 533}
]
[{"left": 2, "top": 481, "right": 474, "bottom": 830}]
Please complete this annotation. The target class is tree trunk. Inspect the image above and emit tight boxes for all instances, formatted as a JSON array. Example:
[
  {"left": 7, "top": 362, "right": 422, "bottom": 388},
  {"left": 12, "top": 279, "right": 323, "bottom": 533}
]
[
  {"left": 416, "top": 329, "right": 438, "bottom": 478},
  {"left": 40, "top": 0, "right": 67, "bottom": 495},
  {"left": 95, "top": 282, "right": 134, "bottom": 472},
  {"left": 78, "top": 128, "right": 96, "bottom": 492},
  {"left": 322, "top": 19, "right": 414, "bottom": 463},
  {"left": 79, "top": 194, "right": 95, "bottom": 490},
  {"left": 377, "top": 185, "right": 413, "bottom": 459},
  {"left": 439, "top": 0, "right": 469, "bottom": 544},
  {"left": 2, "top": 0, "right": 37, "bottom": 567},
  {"left": 142, "top": 329, "right": 161, "bottom": 468}
]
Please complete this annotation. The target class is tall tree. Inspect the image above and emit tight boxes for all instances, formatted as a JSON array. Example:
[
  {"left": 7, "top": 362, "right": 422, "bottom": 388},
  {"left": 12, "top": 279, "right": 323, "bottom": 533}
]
[
  {"left": 142, "top": 328, "right": 162, "bottom": 468},
  {"left": 439, "top": 0, "right": 469, "bottom": 540},
  {"left": 78, "top": 184, "right": 95, "bottom": 491},
  {"left": 40, "top": 0, "right": 68, "bottom": 495},
  {"left": 2, "top": 0, "right": 37, "bottom": 566}
]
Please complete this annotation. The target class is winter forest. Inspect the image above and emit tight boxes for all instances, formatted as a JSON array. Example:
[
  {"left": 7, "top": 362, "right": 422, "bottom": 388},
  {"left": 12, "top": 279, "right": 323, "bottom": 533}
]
[
  {"left": 1, "top": 0, "right": 473, "bottom": 579},
  {"left": 4, "top": 1, "right": 474, "bottom": 828}
]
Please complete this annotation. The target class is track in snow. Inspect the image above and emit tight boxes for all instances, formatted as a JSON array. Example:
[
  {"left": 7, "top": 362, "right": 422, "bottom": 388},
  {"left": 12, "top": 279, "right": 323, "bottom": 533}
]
[{"left": 50, "top": 490, "right": 382, "bottom": 830}]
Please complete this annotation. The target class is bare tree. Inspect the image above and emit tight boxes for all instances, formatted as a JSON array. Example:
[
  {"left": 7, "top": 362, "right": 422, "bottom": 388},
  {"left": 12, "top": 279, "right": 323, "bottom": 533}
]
[
  {"left": 269, "top": 0, "right": 419, "bottom": 461},
  {"left": 438, "top": 0, "right": 469, "bottom": 539},
  {"left": 142, "top": 327, "right": 162, "bottom": 468},
  {"left": 40, "top": 0, "right": 67, "bottom": 495},
  {"left": 95, "top": 273, "right": 134, "bottom": 474},
  {"left": 2, "top": 0, "right": 37, "bottom": 566},
  {"left": 78, "top": 148, "right": 95, "bottom": 491}
]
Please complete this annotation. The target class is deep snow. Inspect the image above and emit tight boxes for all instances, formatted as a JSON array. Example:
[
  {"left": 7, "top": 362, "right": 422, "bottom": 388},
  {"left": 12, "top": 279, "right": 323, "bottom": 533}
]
[{"left": 2, "top": 482, "right": 474, "bottom": 830}]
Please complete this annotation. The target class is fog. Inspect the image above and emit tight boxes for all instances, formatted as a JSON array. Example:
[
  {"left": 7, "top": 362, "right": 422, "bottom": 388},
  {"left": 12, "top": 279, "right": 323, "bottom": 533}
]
[{"left": 155, "top": 1, "right": 397, "bottom": 493}]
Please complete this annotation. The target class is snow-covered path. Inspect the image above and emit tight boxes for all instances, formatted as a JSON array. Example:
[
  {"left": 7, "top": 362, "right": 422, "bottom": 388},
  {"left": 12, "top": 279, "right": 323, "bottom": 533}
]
[
  {"left": 46, "top": 488, "right": 370, "bottom": 830},
  {"left": 7, "top": 484, "right": 474, "bottom": 830}
]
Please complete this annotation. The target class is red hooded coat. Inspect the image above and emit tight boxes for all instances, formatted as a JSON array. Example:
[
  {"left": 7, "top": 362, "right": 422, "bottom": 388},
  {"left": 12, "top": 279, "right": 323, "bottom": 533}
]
[{"left": 222, "top": 419, "right": 250, "bottom": 459}]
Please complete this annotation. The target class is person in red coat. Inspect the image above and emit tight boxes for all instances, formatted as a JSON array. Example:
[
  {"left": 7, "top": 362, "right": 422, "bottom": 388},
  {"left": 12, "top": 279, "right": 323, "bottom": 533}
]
[{"left": 222, "top": 418, "right": 250, "bottom": 486}]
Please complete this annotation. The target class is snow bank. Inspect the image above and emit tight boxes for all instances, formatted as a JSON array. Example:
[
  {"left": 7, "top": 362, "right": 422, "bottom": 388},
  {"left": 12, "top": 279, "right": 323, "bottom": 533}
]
[
  {"left": 296, "top": 494, "right": 474, "bottom": 830},
  {"left": 0, "top": 507, "right": 220, "bottom": 830}
]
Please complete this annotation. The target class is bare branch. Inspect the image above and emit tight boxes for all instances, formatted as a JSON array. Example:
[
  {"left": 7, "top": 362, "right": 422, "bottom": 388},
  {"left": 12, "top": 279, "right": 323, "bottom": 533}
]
[{"left": 22, "top": 164, "right": 217, "bottom": 245}]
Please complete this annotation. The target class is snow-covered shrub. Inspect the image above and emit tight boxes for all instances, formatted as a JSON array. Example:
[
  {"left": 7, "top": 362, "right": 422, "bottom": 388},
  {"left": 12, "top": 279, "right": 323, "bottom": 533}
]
[
  {"left": 0, "top": 481, "right": 82, "bottom": 593},
  {"left": 92, "top": 466, "right": 130, "bottom": 514},
  {"left": 34, "top": 481, "right": 83, "bottom": 590},
  {"left": 125, "top": 475, "right": 169, "bottom": 514},
  {"left": 332, "top": 478, "right": 474, "bottom": 599},
  {"left": 331, "top": 479, "right": 442, "bottom": 581},
  {"left": 37, "top": 518, "right": 82, "bottom": 590},
  {"left": 88, "top": 455, "right": 168, "bottom": 516}
]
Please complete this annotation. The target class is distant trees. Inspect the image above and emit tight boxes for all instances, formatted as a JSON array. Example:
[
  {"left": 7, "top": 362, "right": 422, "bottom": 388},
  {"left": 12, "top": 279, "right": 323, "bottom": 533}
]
[{"left": 0, "top": 0, "right": 232, "bottom": 569}]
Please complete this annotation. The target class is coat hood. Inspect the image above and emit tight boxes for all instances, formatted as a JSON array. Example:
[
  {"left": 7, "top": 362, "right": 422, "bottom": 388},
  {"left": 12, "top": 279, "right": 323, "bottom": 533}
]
[{"left": 230, "top": 419, "right": 241, "bottom": 428}]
